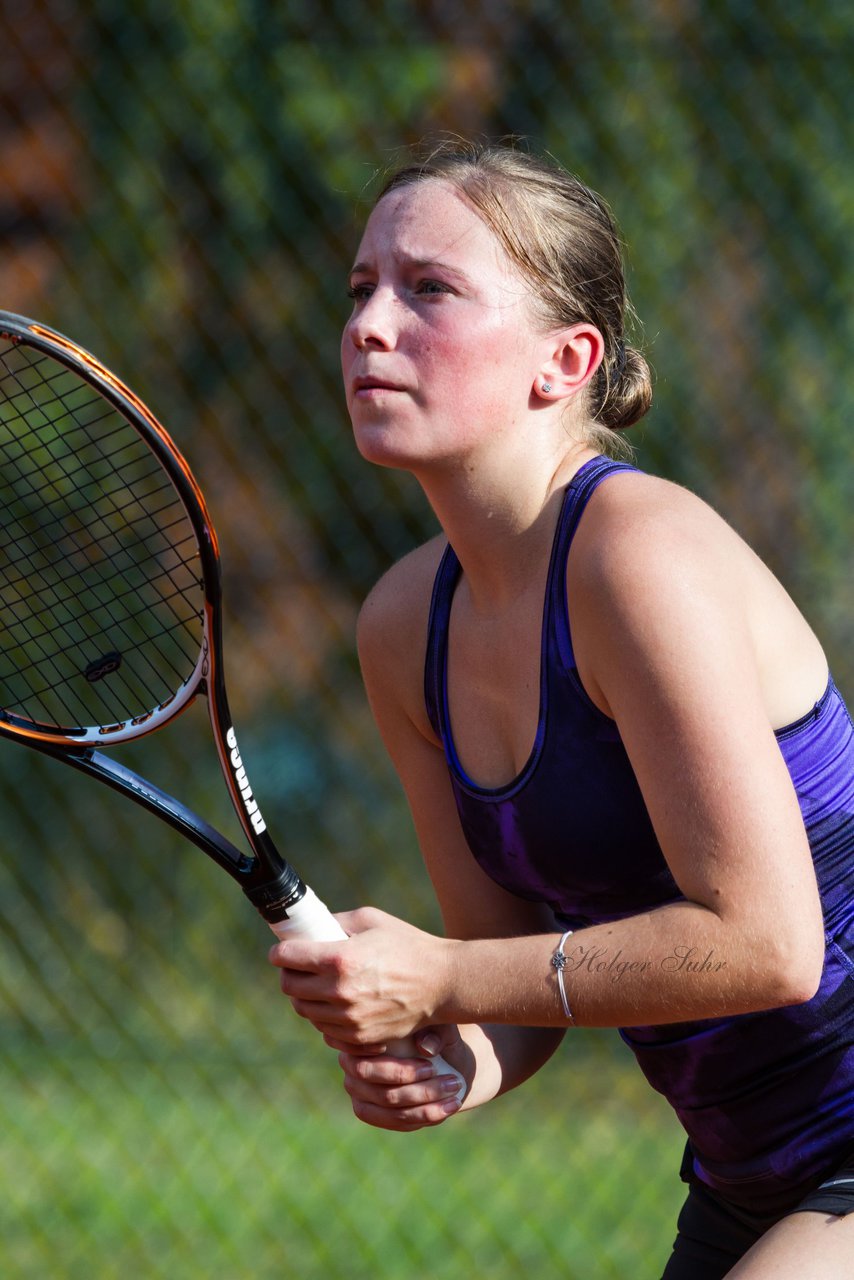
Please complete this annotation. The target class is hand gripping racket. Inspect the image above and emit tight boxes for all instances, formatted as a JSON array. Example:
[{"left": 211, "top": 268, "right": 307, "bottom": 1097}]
[{"left": 0, "top": 311, "right": 465, "bottom": 1100}]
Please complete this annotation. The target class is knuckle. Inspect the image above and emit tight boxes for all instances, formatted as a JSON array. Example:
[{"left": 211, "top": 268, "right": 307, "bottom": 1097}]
[
  {"left": 352, "top": 905, "right": 384, "bottom": 931},
  {"left": 328, "top": 949, "right": 352, "bottom": 980},
  {"left": 396, "top": 1108, "right": 427, "bottom": 1130},
  {"left": 420, "top": 1104, "right": 449, "bottom": 1127},
  {"left": 389, "top": 1062, "right": 414, "bottom": 1086},
  {"left": 351, "top": 1098, "right": 373, "bottom": 1124}
]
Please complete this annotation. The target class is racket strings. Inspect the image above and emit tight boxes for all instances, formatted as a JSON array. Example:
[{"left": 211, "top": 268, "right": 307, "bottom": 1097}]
[
  {"left": 4, "top": 556, "right": 200, "bottom": 695},
  {"left": 3, "top": 462, "right": 201, "bottom": 621},
  {"left": 1, "top": 363, "right": 201, "bottom": 615},
  {"left": 4, "top": 455, "right": 191, "bottom": 582},
  {"left": 0, "top": 339, "right": 206, "bottom": 732},
  {"left": 0, "top": 355, "right": 202, "bottom": 727},
  {"left": 0, "top": 530, "right": 201, "bottom": 721}
]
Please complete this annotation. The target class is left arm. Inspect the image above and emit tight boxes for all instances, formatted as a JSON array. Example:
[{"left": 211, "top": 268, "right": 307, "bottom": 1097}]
[{"left": 272, "top": 487, "right": 825, "bottom": 1038}]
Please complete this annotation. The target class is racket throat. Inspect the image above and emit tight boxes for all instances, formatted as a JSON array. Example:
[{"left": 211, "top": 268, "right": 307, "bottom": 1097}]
[
  {"left": 224, "top": 726, "right": 268, "bottom": 835},
  {"left": 215, "top": 721, "right": 307, "bottom": 921},
  {"left": 242, "top": 868, "right": 307, "bottom": 924}
]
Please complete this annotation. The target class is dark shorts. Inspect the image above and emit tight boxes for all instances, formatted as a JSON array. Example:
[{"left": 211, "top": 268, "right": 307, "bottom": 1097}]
[{"left": 660, "top": 1144, "right": 854, "bottom": 1280}]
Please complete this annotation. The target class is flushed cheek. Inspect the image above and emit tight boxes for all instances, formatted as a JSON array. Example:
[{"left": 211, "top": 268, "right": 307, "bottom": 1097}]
[
  {"left": 412, "top": 338, "right": 494, "bottom": 403},
  {"left": 437, "top": 332, "right": 529, "bottom": 401}
]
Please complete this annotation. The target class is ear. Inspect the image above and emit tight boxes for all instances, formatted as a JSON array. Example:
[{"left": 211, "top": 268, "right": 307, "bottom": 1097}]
[{"left": 534, "top": 324, "right": 605, "bottom": 402}]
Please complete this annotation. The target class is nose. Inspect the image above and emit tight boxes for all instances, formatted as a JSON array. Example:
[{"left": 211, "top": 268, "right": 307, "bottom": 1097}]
[{"left": 345, "top": 288, "right": 396, "bottom": 352}]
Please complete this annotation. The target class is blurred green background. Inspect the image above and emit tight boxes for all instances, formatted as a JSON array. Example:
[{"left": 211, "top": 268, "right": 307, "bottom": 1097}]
[{"left": 0, "top": 3, "right": 851, "bottom": 1277}]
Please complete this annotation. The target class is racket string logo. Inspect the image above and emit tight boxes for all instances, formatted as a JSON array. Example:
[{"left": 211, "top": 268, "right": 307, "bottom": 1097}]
[
  {"left": 84, "top": 651, "right": 123, "bottom": 683},
  {"left": 225, "top": 726, "right": 267, "bottom": 835}
]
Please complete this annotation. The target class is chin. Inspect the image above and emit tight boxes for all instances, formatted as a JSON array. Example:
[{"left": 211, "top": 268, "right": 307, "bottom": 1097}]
[{"left": 353, "top": 424, "right": 425, "bottom": 471}]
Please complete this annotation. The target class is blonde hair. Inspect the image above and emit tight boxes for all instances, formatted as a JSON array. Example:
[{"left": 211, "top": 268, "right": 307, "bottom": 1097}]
[{"left": 378, "top": 141, "right": 653, "bottom": 453}]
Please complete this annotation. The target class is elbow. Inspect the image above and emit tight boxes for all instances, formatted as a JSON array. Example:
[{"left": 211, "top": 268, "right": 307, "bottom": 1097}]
[
  {"left": 779, "top": 957, "right": 824, "bottom": 1008},
  {"left": 764, "top": 933, "right": 825, "bottom": 1009}
]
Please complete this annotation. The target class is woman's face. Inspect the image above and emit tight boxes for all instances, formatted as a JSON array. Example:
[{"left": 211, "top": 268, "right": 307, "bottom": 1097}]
[{"left": 341, "top": 179, "right": 545, "bottom": 473}]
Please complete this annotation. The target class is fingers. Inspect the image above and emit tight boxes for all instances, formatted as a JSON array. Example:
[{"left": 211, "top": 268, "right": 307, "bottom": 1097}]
[
  {"left": 287, "top": 995, "right": 378, "bottom": 1045},
  {"left": 266, "top": 907, "right": 387, "bottom": 970},
  {"left": 322, "top": 1033, "right": 389, "bottom": 1055},
  {"left": 267, "top": 938, "right": 343, "bottom": 972},
  {"left": 271, "top": 938, "right": 374, "bottom": 1018},
  {"left": 333, "top": 906, "right": 386, "bottom": 936},
  {"left": 276, "top": 966, "right": 336, "bottom": 1003},
  {"left": 272, "top": 938, "right": 419, "bottom": 1047},
  {"left": 338, "top": 1051, "right": 464, "bottom": 1132},
  {"left": 273, "top": 949, "right": 367, "bottom": 1041},
  {"left": 267, "top": 909, "right": 438, "bottom": 1049}
]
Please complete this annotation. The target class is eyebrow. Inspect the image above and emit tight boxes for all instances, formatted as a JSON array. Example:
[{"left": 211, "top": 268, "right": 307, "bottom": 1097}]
[{"left": 349, "top": 256, "right": 474, "bottom": 285}]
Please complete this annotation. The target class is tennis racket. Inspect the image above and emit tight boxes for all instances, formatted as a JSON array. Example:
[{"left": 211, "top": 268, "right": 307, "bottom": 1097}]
[{"left": 0, "top": 310, "right": 465, "bottom": 1098}]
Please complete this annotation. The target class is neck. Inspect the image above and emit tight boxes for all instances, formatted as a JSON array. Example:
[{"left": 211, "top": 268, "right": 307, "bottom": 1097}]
[{"left": 413, "top": 442, "right": 598, "bottom": 611}]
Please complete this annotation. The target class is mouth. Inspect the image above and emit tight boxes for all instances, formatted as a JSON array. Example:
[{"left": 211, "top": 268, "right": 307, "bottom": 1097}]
[{"left": 352, "top": 376, "right": 406, "bottom": 395}]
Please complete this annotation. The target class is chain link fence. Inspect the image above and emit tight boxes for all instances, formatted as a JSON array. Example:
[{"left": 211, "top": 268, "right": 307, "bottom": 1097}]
[{"left": 0, "top": 3, "right": 851, "bottom": 1277}]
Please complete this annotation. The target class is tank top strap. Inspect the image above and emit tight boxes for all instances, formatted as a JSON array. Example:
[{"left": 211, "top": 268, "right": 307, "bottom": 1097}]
[
  {"left": 546, "top": 455, "right": 639, "bottom": 670},
  {"left": 424, "top": 541, "right": 461, "bottom": 739},
  {"left": 424, "top": 455, "right": 637, "bottom": 735}
]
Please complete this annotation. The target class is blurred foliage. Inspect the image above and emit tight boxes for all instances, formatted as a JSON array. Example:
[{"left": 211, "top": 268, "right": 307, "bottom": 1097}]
[{"left": 0, "top": 0, "right": 851, "bottom": 1276}]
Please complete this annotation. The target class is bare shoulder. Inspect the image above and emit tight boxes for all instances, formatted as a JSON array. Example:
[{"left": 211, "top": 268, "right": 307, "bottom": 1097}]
[
  {"left": 357, "top": 533, "right": 447, "bottom": 657},
  {"left": 575, "top": 469, "right": 742, "bottom": 571},
  {"left": 356, "top": 534, "right": 447, "bottom": 736},
  {"left": 569, "top": 468, "right": 782, "bottom": 619},
  {"left": 568, "top": 467, "right": 826, "bottom": 724}
]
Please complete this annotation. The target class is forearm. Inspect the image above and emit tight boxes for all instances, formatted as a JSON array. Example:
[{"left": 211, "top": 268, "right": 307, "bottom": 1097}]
[
  {"left": 271, "top": 897, "right": 821, "bottom": 1058},
  {"left": 455, "top": 1023, "right": 564, "bottom": 1110},
  {"left": 437, "top": 899, "right": 822, "bottom": 1030}
]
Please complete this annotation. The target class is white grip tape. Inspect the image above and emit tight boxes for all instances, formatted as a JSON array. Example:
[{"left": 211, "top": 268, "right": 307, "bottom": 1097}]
[
  {"left": 271, "top": 887, "right": 467, "bottom": 1104},
  {"left": 270, "top": 887, "right": 348, "bottom": 941}
]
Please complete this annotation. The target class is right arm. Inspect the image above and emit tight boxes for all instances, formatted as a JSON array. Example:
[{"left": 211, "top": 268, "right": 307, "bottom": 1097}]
[{"left": 341, "top": 545, "right": 564, "bottom": 1131}]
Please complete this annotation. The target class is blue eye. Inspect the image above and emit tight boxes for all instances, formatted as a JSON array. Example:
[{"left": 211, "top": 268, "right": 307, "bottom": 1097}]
[
  {"left": 347, "top": 282, "right": 373, "bottom": 301},
  {"left": 417, "top": 280, "right": 450, "bottom": 295}
]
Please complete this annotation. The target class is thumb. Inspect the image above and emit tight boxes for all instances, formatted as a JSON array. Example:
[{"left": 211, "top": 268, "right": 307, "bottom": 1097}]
[
  {"left": 334, "top": 906, "right": 387, "bottom": 937},
  {"left": 414, "top": 1024, "right": 464, "bottom": 1060}
]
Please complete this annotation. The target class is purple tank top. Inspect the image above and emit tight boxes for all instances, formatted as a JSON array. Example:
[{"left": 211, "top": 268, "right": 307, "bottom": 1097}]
[{"left": 425, "top": 455, "right": 854, "bottom": 1213}]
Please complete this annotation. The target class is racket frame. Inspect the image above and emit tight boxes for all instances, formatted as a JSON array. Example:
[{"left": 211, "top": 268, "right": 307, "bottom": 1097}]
[
  {"left": 0, "top": 312, "right": 468, "bottom": 1101},
  {"left": 0, "top": 312, "right": 304, "bottom": 920}
]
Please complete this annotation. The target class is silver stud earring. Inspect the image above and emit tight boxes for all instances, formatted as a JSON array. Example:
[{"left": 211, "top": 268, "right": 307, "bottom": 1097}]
[{"left": 541, "top": 382, "right": 552, "bottom": 394}]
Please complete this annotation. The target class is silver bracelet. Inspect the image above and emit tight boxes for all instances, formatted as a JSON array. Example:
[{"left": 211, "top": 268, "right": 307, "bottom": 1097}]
[{"left": 551, "top": 930, "right": 575, "bottom": 1022}]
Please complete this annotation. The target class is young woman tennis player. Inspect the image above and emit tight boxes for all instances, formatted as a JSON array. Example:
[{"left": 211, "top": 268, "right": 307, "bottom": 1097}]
[{"left": 270, "top": 142, "right": 854, "bottom": 1277}]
